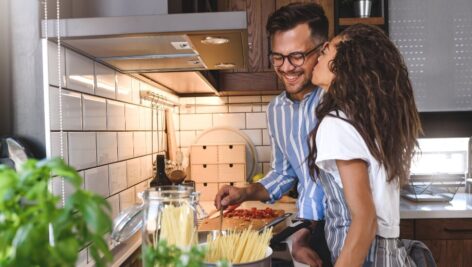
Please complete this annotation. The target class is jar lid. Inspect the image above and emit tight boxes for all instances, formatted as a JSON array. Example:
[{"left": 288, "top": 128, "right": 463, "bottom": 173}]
[{"left": 111, "top": 204, "right": 144, "bottom": 243}]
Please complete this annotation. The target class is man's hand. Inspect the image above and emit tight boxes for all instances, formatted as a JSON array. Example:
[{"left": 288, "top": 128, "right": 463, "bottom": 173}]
[
  {"left": 214, "top": 185, "right": 247, "bottom": 210},
  {"left": 291, "top": 228, "right": 323, "bottom": 267}
]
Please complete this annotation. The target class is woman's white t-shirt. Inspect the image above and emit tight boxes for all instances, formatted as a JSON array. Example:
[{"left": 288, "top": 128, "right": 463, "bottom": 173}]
[{"left": 315, "top": 111, "right": 400, "bottom": 238}]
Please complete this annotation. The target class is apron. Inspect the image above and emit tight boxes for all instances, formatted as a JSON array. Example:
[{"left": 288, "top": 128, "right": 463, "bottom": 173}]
[{"left": 319, "top": 170, "right": 417, "bottom": 267}]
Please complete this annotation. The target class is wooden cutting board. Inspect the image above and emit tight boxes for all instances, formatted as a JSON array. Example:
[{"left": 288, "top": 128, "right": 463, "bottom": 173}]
[{"left": 198, "top": 208, "right": 285, "bottom": 232}]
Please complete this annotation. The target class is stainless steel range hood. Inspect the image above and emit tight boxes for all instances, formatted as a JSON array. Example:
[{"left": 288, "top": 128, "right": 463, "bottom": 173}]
[
  {"left": 42, "top": 3, "right": 248, "bottom": 94},
  {"left": 43, "top": 12, "right": 247, "bottom": 72}
]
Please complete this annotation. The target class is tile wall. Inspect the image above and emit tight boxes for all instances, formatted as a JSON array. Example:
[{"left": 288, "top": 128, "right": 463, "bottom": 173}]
[
  {"left": 177, "top": 95, "right": 277, "bottom": 177},
  {"left": 46, "top": 42, "right": 179, "bottom": 266},
  {"left": 47, "top": 42, "right": 279, "bottom": 266}
]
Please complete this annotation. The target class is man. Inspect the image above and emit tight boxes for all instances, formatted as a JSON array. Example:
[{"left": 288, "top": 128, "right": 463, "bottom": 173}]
[{"left": 214, "top": 3, "right": 331, "bottom": 267}]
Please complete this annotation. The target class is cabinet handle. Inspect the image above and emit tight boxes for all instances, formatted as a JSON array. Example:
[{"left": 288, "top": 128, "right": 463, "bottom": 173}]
[
  {"left": 229, "top": 145, "right": 233, "bottom": 149},
  {"left": 203, "top": 146, "right": 206, "bottom": 149},
  {"left": 444, "top": 228, "right": 472, "bottom": 233},
  {"left": 229, "top": 164, "right": 233, "bottom": 167},
  {"left": 203, "top": 164, "right": 207, "bottom": 168}
]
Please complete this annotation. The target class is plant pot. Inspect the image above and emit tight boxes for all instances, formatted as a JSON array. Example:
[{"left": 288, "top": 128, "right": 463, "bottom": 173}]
[{"left": 354, "top": 0, "right": 372, "bottom": 18}]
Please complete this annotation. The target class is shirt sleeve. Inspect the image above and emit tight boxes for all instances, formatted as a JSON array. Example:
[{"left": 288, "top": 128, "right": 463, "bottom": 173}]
[
  {"left": 315, "top": 116, "right": 371, "bottom": 174},
  {"left": 258, "top": 106, "right": 297, "bottom": 203}
]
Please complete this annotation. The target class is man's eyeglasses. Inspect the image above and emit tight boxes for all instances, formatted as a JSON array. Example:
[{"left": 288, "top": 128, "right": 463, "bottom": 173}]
[{"left": 269, "top": 42, "right": 325, "bottom": 68}]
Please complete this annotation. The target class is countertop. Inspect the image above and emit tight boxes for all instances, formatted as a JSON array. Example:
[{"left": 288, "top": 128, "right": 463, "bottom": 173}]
[
  {"left": 201, "top": 193, "right": 472, "bottom": 220},
  {"left": 400, "top": 192, "right": 472, "bottom": 219}
]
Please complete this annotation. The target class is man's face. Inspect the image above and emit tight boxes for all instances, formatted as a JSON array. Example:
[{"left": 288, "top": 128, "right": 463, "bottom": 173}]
[{"left": 271, "top": 23, "right": 321, "bottom": 101}]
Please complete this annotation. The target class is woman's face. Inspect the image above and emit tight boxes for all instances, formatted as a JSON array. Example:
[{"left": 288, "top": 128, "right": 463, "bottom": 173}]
[{"left": 311, "top": 36, "right": 342, "bottom": 91}]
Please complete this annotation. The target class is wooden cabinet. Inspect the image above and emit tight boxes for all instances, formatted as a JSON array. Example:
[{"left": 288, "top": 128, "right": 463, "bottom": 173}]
[
  {"left": 217, "top": 0, "right": 335, "bottom": 92},
  {"left": 334, "top": 0, "right": 389, "bottom": 35},
  {"left": 400, "top": 218, "right": 472, "bottom": 267}
]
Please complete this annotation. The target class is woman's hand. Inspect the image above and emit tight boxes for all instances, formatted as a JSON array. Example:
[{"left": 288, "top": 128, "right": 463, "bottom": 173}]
[
  {"left": 291, "top": 228, "right": 323, "bottom": 267},
  {"left": 334, "top": 159, "right": 377, "bottom": 267}
]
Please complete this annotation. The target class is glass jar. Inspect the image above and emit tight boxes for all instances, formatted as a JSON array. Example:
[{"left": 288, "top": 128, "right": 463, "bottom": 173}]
[{"left": 142, "top": 185, "right": 198, "bottom": 250}]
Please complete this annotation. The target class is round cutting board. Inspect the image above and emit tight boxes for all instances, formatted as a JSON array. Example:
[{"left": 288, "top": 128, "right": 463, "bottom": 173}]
[{"left": 192, "top": 127, "right": 258, "bottom": 181}]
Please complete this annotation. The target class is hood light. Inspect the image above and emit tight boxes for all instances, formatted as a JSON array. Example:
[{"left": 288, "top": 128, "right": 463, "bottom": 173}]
[
  {"left": 201, "top": 36, "right": 230, "bottom": 45},
  {"left": 215, "top": 63, "right": 236, "bottom": 68}
]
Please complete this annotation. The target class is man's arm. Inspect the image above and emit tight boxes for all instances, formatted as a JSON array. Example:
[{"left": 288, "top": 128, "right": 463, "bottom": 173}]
[{"left": 214, "top": 183, "right": 270, "bottom": 210}]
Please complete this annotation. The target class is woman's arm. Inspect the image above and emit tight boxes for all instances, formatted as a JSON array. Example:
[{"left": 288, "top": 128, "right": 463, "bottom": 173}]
[{"left": 334, "top": 159, "right": 377, "bottom": 267}]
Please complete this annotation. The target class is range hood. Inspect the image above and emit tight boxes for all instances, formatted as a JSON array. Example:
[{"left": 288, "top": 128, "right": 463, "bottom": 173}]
[{"left": 42, "top": 5, "right": 248, "bottom": 94}]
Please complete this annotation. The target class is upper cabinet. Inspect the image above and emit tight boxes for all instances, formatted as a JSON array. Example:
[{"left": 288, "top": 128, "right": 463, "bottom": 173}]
[{"left": 334, "top": 0, "right": 389, "bottom": 35}]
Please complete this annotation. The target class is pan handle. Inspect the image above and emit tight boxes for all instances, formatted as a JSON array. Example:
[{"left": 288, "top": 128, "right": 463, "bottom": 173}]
[
  {"left": 258, "top": 213, "right": 293, "bottom": 234},
  {"left": 270, "top": 220, "right": 312, "bottom": 246}
]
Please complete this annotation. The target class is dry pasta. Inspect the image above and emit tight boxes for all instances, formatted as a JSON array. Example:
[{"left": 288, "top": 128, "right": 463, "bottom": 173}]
[
  {"left": 158, "top": 204, "right": 197, "bottom": 247},
  {"left": 205, "top": 227, "right": 272, "bottom": 264}
]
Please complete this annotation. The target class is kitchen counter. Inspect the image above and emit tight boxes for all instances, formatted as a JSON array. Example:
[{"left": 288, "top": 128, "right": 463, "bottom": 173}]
[
  {"left": 400, "top": 192, "right": 472, "bottom": 219},
  {"left": 202, "top": 193, "right": 472, "bottom": 220}
]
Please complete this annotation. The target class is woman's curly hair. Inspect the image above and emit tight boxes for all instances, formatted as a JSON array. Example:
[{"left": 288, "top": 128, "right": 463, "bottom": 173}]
[{"left": 308, "top": 24, "right": 422, "bottom": 185}]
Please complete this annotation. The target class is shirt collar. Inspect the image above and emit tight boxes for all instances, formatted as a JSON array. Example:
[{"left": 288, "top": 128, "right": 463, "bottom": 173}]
[{"left": 281, "top": 87, "right": 319, "bottom": 104}]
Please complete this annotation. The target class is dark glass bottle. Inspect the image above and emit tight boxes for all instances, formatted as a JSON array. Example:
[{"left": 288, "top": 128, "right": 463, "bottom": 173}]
[{"left": 150, "top": 154, "right": 172, "bottom": 187}]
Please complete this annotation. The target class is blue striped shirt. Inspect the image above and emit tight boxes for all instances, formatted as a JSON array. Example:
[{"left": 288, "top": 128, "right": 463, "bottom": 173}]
[{"left": 259, "top": 88, "right": 325, "bottom": 220}]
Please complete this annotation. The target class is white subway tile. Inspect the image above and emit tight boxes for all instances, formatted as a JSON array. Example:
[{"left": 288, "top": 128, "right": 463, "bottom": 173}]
[
  {"left": 179, "top": 97, "right": 196, "bottom": 114},
  {"left": 49, "top": 87, "right": 82, "bottom": 130},
  {"left": 126, "top": 158, "right": 141, "bottom": 186},
  {"left": 65, "top": 49, "right": 94, "bottom": 94},
  {"left": 107, "top": 194, "right": 120, "bottom": 220},
  {"left": 97, "top": 132, "right": 118, "bottom": 165},
  {"left": 50, "top": 132, "right": 68, "bottom": 163},
  {"left": 261, "top": 104, "right": 269, "bottom": 112},
  {"left": 213, "top": 113, "right": 245, "bottom": 129},
  {"left": 261, "top": 95, "right": 277, "bottom": 103},
  {"left": 51, "top": 177, "right": 76, "bottom": 205},
  {"left": 95, "top": 63, "right": 116, "bottom": 99},
  {"left": 68, "top": 132, "right": 96, "bottom": 170},
  {"left": 108, "top": 161, "right": 127, "bottom": 195},
  {"left": 139, "top": 107, "right": 152, "bottom": 130},
  {"left": 172, "top": 112, "right": 180, "bottom": 130},
  {"left": 252, "top": 105, "right": 262, "bottom": 112},
  {"left": 241, "top": 129, "right": 262, "bottom": 146},
  {"left": 145, "top": 132, "right": 153, "bottom": 154},
  {"left": 180, "top": 114, "right": 212, "bottom": 130},
  {"left": 228, "top": 96, "right": 261, "bottom": 103},
  {"left": 119, "top": 187, "right": 136, "bottom": 211},
  {"left": 262, "top": 163, "right": 271, "bottom": 175},
  {"left": 116, "top": 73, "right": 133, "bottom": 103},
  {"left": 134, "top": 181, "right": 149, "bottom": 203},
  {"left": 262, "top": 129, "right": 271, "bottom": 145},
  {"left": 125, "top": 104, "right": 140, "bottom": 130},
  {"left": 140, "top": 155, "right": 153, "bottom": 181},
  {"left": 195, "top": 105, "right": 228, "bottom": 113},
  {"left": 117, "top": 132, "right": 134, "bottom": 160},
  {"left": 131, "top": 78, "right": 141, "bottom": 105},
  {"left": 84, "top": 166, "right": 110, "bottom": 197},
  {"left": 246, "top": 113, "right": 267, "bottom": 129},
  {"left": 82, "top": 94, "right": 106, "bottom": 130},
  {"left": 179, "top": 131, "right": 197, "bottom": 147},
  {"left": 196, "top": 96, "right": 228, "bottom": 105},
  {"left": 229, "top": 104, "right": 252, "bottom": 113},
  {"left": 254, "top": 163, "right": 263, "bottom": 174},
  {"left": 48, "top": 42, "right": 66, "bottom": 87},
  {"left": 133, "top": 132, "right": 146, "bottom": 157},
  {"left": 107, "top": 100, "right": 125, "bottom": 130},
  {"left": 256, "top": 146, "right": 272, "bottom": 163}
]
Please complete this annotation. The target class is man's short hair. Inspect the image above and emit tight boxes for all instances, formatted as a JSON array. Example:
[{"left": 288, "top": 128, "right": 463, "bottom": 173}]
[{"left": 266, "top": 2, "right": 329, "bottom": 43}]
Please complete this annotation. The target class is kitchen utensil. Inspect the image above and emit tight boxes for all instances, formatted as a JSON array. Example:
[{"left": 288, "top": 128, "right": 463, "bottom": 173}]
[
  {"left": 219, "top": 209, "right": 223, "bottom": 234},
  {"left": 258, "top": 212, "right": 292, "bottom": 234},
  {"left": 166, "top": 108, "right": 177, "bottom": 161},
  {"left": 269, "top": 220, "right": 312, "bottom": 246},
  {"left": 169, "top": 169, "right": 187, "bottom": 184}
]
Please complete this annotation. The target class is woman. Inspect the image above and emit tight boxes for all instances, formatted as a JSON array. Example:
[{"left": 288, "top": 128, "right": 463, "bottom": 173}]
[{"left": 308, "top": 24, "right": 422, "bottom": 266}]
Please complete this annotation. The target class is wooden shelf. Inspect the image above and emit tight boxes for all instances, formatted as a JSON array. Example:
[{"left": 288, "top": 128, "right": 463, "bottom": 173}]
[{"left": 339, "top": 17, "right": 385, "bottom": 26}]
